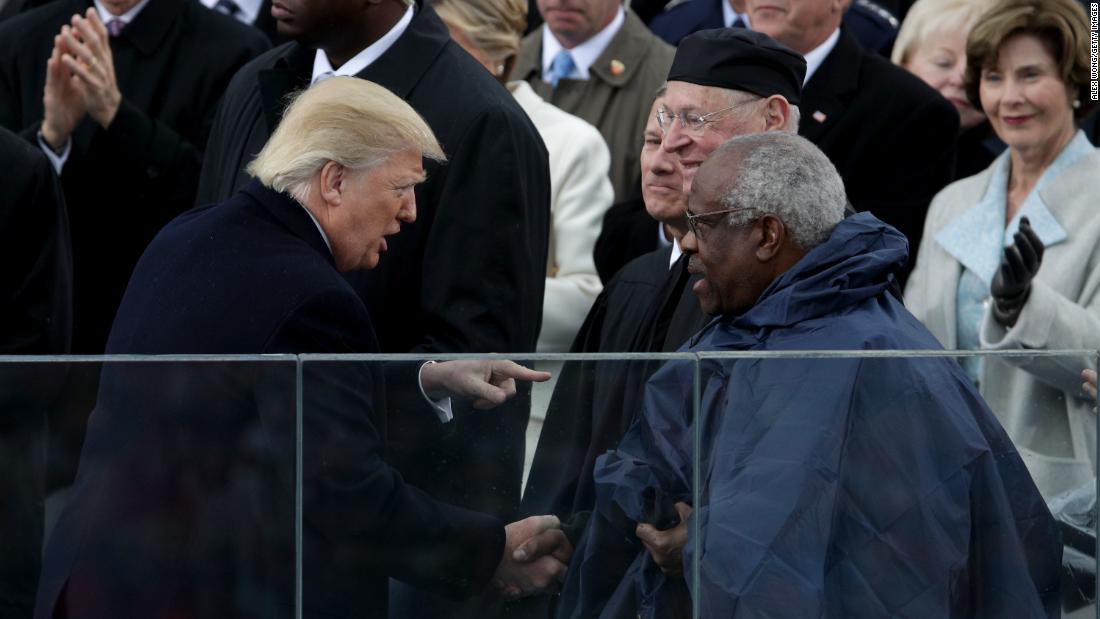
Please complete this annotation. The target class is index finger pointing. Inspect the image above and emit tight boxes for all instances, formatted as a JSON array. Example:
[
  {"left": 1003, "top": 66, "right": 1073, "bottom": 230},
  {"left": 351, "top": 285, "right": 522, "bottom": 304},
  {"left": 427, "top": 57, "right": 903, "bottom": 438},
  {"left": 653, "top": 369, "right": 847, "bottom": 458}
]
[{"left": 493, "top": 361, "right": 552, "bottom": 382}]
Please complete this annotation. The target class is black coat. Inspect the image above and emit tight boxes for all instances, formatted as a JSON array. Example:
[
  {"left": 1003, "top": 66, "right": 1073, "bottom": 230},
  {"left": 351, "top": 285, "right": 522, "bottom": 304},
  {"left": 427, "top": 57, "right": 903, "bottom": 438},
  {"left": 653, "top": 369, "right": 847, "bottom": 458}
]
[
  {"left": 523, "top": 248, "right": 706, "bottom": 522},
  {"left": 510, "top": 247, "right": 707, "bottom": 619},
  {"left": 648, "top": 0, "right": 899, "bottom": 55},
  {"left": 0, "top": 0, "right": 269, "bottom": 353},
  {"left": 799, "top": 29, "right": 957, "bottom": 280},
  {"left": 195, "top": 0, "right": 550, "bottom": 534},
  {"left": 593, "top": 196, "right": 660, "bottom": 284},
  {"left": 0, "top": 126, "right": 71, "bottom": 356},
  {"left": 34, "top": 181, "right": 505, "bottom": 619},
  {"left": 0, "top": 126, "right": 70, "bottom": 619}
]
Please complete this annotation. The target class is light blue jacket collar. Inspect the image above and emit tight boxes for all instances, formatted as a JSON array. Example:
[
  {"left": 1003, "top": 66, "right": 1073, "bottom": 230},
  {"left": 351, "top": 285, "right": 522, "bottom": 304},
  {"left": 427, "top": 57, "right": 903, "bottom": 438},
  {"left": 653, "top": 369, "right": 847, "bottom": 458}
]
[{"left": 934, "top": 131, "right": 1090, "bottom": 284}]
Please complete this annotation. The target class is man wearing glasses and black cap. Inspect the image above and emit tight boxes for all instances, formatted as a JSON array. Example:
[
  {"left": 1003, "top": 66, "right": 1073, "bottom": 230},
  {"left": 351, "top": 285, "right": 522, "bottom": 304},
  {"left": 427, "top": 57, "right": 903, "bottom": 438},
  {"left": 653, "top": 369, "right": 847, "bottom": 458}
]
[{"left": 517, "top": 28, "right": 813, "bottom": 615}]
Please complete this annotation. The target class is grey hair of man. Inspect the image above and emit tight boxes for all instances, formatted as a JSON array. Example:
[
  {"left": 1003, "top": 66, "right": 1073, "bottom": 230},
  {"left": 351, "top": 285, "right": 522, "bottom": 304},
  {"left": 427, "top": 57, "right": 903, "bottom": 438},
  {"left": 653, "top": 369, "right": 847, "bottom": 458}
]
[{"left": 716, "top": 132, "right": 845, "bottom": 249}]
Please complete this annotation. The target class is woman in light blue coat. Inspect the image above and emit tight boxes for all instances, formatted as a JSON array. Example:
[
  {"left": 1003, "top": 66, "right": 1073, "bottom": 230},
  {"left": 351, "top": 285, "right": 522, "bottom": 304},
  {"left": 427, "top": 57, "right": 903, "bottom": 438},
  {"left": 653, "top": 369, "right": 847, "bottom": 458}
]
[{"left": 906, "top": 0, "right": 1099, "bottom": 498}]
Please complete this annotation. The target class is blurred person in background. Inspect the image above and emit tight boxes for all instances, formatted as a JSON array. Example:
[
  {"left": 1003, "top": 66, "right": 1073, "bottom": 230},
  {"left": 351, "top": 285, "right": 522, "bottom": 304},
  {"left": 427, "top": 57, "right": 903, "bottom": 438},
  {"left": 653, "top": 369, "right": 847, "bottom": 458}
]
[
  {"left": 744, "top": 0, "right": 958, "bottom": 281},
  {"left": 0, "top": 126, "right": 71, "bottom": 619},
  {"left": 906, "top": 0, "right": 1100, "bottom": 500},
  {"left": 892, "top": 0, "right": 1005, "bottom": 179},
  {"left": 0, "top": 0, "right": 268, "bottom": 354},
  {"left": 0, "top": 0, "right": 269, "bottom": 536},
  {"left": 512, "top": 0, "right": 674, "bottom": 202},
  {"left": 433, "top": 0, "right": 613, "bottom": 353}
]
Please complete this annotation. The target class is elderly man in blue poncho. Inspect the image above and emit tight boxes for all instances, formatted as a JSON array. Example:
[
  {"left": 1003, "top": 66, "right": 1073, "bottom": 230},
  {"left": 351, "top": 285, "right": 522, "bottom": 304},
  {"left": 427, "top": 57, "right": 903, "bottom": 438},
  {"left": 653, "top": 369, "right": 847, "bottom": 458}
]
[{"left": 558, "top": 133, "right": 1061, "bottom": 618}]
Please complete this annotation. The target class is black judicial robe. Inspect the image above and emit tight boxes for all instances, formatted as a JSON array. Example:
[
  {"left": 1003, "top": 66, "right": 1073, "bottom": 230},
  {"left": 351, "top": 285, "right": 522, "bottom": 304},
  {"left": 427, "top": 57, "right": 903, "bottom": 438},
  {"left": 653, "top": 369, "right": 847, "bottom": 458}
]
[
  {"left": 522, "top": 246, "right": 708, "bottom": 524},
  {"left": 0, "top": 0, "right": 269, "bottom": 354}
]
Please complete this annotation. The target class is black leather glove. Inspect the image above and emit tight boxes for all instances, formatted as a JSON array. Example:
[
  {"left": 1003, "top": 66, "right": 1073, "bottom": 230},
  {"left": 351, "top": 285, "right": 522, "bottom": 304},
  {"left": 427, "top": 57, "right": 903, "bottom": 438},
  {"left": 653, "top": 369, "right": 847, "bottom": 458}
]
[{"left": 991, "top": 217, "right": 1044, "bottom": 327}]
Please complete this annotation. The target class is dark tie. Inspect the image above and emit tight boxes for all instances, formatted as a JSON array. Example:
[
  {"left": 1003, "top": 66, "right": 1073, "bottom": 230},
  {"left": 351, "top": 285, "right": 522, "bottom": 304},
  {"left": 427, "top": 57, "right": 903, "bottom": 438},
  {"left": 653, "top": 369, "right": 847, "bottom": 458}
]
[
  {"left": 731, "top": 16, "right": 746, "bottom": 28},
  {"left": 215, "top": 0, "right": 240, "bottom": 17},
  {"left": 106, "top": 18, "right": 124, "bottom": 36}
]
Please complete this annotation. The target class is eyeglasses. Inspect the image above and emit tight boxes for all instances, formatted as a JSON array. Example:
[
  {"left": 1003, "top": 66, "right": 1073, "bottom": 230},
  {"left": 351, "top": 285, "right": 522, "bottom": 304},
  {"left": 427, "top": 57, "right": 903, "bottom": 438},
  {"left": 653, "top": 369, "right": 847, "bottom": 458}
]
[
  {"left": 656, "top": 99, "right": 758, "bottom": 134},
  {"left": 685, "top": 207, "right": 758, "bottom": 241}
]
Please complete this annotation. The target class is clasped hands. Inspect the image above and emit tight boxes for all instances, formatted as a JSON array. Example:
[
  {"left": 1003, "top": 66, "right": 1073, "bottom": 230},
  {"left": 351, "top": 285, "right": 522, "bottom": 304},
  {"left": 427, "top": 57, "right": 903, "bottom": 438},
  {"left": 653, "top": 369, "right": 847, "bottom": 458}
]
[{"left": 41, "top": 8, "right": 121, "bottom": 152}]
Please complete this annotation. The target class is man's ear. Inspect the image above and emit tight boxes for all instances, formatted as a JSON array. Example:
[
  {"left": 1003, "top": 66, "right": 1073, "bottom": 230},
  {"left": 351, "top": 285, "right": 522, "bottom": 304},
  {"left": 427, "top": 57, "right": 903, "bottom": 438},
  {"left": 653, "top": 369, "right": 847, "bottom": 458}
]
[
  {"left": 762, "top": 96, "right": 791, "bottom": 132},
  {"left": 755, "top": 214, "right": 786, "bottom": 261},
  {"left": 318, "top": 161, "right": 345, "bottom": 208}
]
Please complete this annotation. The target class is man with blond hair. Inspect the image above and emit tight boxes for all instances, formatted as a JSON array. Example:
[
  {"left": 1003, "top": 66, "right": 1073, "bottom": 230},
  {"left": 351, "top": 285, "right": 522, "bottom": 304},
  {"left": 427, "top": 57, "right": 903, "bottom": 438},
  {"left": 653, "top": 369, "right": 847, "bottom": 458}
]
[{"left": 35, "top": 78, "right": 567, "bottom": 619}]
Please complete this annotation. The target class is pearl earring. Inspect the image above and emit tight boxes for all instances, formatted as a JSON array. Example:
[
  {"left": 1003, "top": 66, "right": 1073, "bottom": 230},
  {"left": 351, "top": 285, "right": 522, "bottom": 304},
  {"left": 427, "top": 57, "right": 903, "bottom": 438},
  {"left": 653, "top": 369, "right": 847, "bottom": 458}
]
[{"left": 1073, "top": 99, "right": 1081, "bottom": 109}]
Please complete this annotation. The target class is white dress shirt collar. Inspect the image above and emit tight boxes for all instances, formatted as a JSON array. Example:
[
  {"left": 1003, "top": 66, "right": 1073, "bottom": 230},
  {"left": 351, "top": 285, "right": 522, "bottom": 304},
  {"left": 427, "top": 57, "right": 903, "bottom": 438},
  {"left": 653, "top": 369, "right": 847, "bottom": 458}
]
[
  {"left": 669, "top": 237, "right": 683, "bottom": 269},
  {"left": 311, "top": 4, "right": 414, "bottom": 85},
  {"left": 802, "top": 28, "right": 840, "bottom": 84},
  {"left": 94, "top": 0, "right": 152, "bottom": 25},
  {"left": 540, "top": 7, "right": 625, "bottom": 80},
  {"left": 199, "top": 0, "right": 264, "bottom": 27},
  {"left": 722, "top": 0, "right": 749, "bottom": 27},
  {"left": 299, "top": 204, "right": 333, "bottom": 255}
]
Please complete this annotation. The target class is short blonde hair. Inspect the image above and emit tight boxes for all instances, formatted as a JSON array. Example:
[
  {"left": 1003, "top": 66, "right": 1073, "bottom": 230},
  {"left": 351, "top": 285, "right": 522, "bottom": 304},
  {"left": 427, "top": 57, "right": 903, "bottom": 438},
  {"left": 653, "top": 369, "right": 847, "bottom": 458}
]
[
  {"left": 965, "top": 0, "right": 1095, "bottom": 118},
  {"left": 432, "top": 0, "right": 527, "bottom": 65},
  {"left": 891, "top": 0, "right": 989, "bottom": 66},
  {"left": 247, "top": 77, "right": 445, "bottom": 196}
]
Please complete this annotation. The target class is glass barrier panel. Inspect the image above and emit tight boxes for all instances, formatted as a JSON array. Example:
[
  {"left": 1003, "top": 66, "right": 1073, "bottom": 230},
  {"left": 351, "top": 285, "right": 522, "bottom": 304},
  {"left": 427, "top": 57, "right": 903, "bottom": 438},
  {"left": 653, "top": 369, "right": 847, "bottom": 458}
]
[
  {"left": 0, "top": 356, "right": 298, "bottom": 619},
  {"left": 5, "top": 350, "right": 1092, "bottom": 619},
  {"left": 298, "top": 353, "right": 697, "bottom": 619},
  {"left": 692, "top": 350, "right": 1096, "bottom": 619}
]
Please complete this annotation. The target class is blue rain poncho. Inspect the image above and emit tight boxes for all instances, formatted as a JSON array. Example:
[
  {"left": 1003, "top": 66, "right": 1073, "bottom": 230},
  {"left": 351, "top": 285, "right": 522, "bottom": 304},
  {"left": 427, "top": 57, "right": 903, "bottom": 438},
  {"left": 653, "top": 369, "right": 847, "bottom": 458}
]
[{"left": 560, "top": 213, "right": 1060, "bottom": 618}]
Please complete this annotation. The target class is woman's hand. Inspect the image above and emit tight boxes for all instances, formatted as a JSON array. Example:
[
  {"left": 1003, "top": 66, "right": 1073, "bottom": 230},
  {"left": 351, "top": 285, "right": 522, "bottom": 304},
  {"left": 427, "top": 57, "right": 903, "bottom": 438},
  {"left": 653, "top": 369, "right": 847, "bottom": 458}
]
[{"left": 991, "top": 217, "right": 1044, "bottom": 327}]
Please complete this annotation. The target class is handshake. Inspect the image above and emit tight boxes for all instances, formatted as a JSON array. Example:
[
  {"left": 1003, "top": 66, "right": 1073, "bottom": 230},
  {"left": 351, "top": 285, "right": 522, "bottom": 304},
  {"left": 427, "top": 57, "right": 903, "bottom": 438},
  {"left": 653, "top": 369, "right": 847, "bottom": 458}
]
[
  {"left": 419, "top": 360, "right": 571, "bottom": 599},
  {"left": 492, "top": 515, "right": 573, "bottom": 601}
]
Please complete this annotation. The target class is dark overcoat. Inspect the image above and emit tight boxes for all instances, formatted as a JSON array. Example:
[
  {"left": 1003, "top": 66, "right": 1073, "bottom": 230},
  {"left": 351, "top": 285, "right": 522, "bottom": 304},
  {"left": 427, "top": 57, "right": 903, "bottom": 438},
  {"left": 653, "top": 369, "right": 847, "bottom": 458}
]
[{"left": 34, "top": 181, "right": 505, "bottom": 619}]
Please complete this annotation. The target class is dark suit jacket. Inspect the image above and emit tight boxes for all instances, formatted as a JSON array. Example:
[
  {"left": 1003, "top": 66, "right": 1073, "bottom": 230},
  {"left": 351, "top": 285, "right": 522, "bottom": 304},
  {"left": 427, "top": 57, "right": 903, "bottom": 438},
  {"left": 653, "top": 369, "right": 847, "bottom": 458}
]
[
  {"left": 34, "top": 181, "right": 505, "bottom": 619},
  {"left": 649, "top": 0, "right": 899, "bottom": 55},
  {"left": 0, "top": 127, "right": 71, "bottom": 356},
  {"left": 0, "top": 0, "right": 269, "bottom": 353},
  {"left": 799, "top": 28, "right": 957, "bottom": 280},
  {"left": 0, "top": 126, "right": 70, "bottom": 619},
  {"left": 196, "top": 1, "right": 549, "bottom": 530}
]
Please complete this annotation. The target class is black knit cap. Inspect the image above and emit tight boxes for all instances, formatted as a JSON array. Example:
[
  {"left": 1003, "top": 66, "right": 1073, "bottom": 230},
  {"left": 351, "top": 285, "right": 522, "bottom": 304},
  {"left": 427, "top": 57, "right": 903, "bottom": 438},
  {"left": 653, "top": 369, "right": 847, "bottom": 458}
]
[{"left": 668, "top": 28, "right": 806, "bottom": 105}]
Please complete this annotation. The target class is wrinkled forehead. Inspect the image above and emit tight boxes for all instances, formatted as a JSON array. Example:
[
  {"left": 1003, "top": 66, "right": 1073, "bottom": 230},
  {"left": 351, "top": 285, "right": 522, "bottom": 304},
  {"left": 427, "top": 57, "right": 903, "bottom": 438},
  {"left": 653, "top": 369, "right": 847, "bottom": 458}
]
[{"left": 664, "top": 81, "right": 742, "bottom": 111}]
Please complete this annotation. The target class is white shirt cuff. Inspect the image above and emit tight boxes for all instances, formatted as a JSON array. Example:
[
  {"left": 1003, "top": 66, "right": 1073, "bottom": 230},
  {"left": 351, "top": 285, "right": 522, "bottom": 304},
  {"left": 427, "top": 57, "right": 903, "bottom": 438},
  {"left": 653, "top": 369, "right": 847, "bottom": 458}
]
[
  {"left": 418, "top": 360, "right": 454, "bottom": 423},
  {"left": 37, "top": 131, "right": 71, "bottom": 175}
]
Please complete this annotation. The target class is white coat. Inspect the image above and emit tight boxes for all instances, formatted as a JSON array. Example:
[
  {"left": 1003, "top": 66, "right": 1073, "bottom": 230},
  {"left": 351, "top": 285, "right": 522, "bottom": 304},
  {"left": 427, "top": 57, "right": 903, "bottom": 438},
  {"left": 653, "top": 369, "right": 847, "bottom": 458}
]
[{"left": 510, "top": 81, "right": 614, "bottom": 352}]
